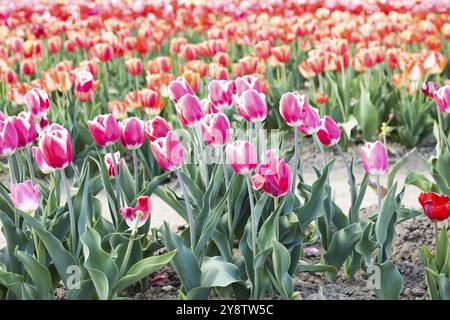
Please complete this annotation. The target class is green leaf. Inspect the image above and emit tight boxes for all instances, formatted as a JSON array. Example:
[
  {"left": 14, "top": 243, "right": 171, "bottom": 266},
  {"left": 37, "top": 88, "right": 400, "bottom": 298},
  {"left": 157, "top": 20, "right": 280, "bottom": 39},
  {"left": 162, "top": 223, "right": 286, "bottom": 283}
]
[
  {"left": 119, "top": 158, "right": 136, "bottom": 205},
  {"left": 114, "top": 250, "right": 176, "bottom": 293},
  {"left": 436, "top": 227, "right": 449, "bottom": 274},
  {"left": 375, "top": 182, "right": 398, "bottom": 248},
  {"left": 341, "top": 115, "right": 358, "bottom": 140},
  {"left": 200, "top": 256, "right": 241, "bottom": 288},
  {"left": 405, "top": 172, "right": 433, "bottom": 192},
  {"left": 388, "top": 148, "right": 415, "bottom": 188},
  {"left": 372, "top": 261, "right": 403, "bottom": 300},
  {"left": 0, "top": 269, "right": 38, "bottom": 299},
  {"left": 355, "top": 83, "right": 379, "bottom": 140},
  {"left": 295, "top": 261, "right": 337, "bottom": 274},
  {"left": 15, "top": 250, "right": 52, "bottom": 299}
]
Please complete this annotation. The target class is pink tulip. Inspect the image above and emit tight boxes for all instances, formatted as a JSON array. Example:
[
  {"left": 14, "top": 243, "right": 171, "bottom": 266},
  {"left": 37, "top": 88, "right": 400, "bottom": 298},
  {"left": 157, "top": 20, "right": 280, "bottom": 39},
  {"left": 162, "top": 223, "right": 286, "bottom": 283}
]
[
  {"left": 75, "top": 69, "right": 94, "bottom": 93},
  {"left": 24, "top": 88, "right": 50, "bottom": 119},
  {"left": 119, "top": 117, "right": 145, "bottom": 150},
  {"left": 433, "top": 85, "right": 450, "bottom": 113},
  {"left": 225, "top": 140, "right": 258, "bottom": 175},
  {"left": 201, "top": 98, "right": 220, "bottom": 114},
  {"left": 208, "top": 80, "right": 234, "bottom": 108},
  {"left": 421, "top": 81, "right": 439, "bottom": 99},
  {"left": 11, "top": 112, "right": 36, "bottom": 149},
  {"left": 251, "top": 150, "right": 291, "bottom": 198},
  {"left": 9, "top": 180, "right": 40, "bottom": 215},
  {"left": 168, "top": 76, "right": 194, "bottom": 103},
  {"left": 119, "top": 196, "right": 151, "bottom": 229},
  {"left": 38, "top": 124, "right": 72, "bottom": 170},
  {"left": 234, "top": 76, "right": 263, "bottom": 95},
  {"left": 32, "top": 146, "right": 55, "bottom": 174},
  {"left": 200, "top": 112, "right": 230, "bottom": 147},
  {"left": 0, "top": 118, "right": 19, "bottom": 157},
  {"left": 144, "top": 116, "right": 172, "bottom": 142},
  {"left": 298, "top": 103, "right": 321, "bottom": 135},
  {"left": 358, "top": 140, "right": 388, "bottom": 176},
  {"left": 105, "top": 151, "right": 121, "bottom": 177},
  {"left": 317, "top": 116, "right": 341, "bottom": 146},
  {"left": 279, "top": 92, "right": 304, "bottom": 127},
  {"left": 87, "top": 114, "right": 120, "bottom": 147},
  {"left": 175, "top": 94, "right": 204, "bottom": 128},
  {"left": 150, "top": 131, "right": 184, "bottom": 172},
  {"left": 235, "top": 89, "right": 267, "bottom": 123}
]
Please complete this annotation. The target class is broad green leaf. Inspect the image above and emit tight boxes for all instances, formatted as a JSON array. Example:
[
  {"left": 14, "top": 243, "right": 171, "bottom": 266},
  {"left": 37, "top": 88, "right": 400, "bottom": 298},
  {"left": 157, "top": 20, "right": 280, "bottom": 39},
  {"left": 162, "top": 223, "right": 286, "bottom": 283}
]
[
  {"left": 405, "top": 172, "right": 433, "bottom": 192},
  {"left": 375, "top": 183, "right": 398, "bottom": 248},
  {"left": 372, "top": 261, "right": 403, "bottom": 300},
  {"left": 355, "top": 83, "right": 379, "bottom": 140},
  {"left": 15, "top": 250, "right": 52, "bottom": 299}
]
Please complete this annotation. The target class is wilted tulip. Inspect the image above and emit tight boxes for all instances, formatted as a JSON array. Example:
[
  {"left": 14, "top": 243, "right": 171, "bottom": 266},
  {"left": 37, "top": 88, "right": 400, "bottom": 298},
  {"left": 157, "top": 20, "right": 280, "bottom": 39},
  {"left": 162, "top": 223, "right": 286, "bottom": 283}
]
[
  {"left": 150, "top": 131, "right": 184, "bottom": 172},
  {"left": 144, "top": 116, "right": 172, "bottom": 142},
  {"left": 358, "top": 140, "right": 388, "bottom": 176},
  {"left": 119, "top": 117, "right": 145, "bottom": 150},
  {"left": 9, "top": 180, "right": 40, "bottom": 215},
  {"left": 226, "top": 140, "right": 258, "bottom": 175},
  {"left": 88, "top": 114, "right": 120, "bottom": 147}
]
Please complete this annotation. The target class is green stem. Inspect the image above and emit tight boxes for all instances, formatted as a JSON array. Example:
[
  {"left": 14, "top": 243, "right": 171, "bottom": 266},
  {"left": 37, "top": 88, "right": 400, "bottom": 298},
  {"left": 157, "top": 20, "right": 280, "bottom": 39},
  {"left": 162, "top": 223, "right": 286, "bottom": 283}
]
[
  {"left": 436, "top": 105, "right": 444, "bottom": 154},
  {"left": 132, "top": 149, "right": 139, "bottom": 196},
  {"left": 7, "top": 156, "right": 17, "bottom": 185},
  {"left": 119, "top": 214, "right": 141, "bottom": 277},
  {"left": 176, "top": 170, "right": 196, "bottom": 251},
  {"left": 434, "top": 221, "right": 439, "bottom": 257},
  {"left": 108, "top": 145, "right": 121, "bottom": 216},
  {"left": 14, "top": 152, "right": 22, "bottom": 181},
  {"left": 335, "top": 144, "right": 356, "bottom": 216},
  {"left": 376, "top": 175, "right": 382, "bottom": 214},
  {"left": 25, "top": 148, "right": 36, "bottom": 185},
  {"left": 195, "top": 124, "right": 209, "bottom": 188},
  {"left": 291, "top": 128, "right": 299, "bottom": 193},
  {"left": 313, "top": 134, "right": 327, "bottom": 167},
  {"left": 245, "top": 175, "right": 257, "bottom": 256},
  {"left": 61, "top": 170, "right": 77, "bottom": 255},
  {"left": 221, "top": 148, "right": 234, "bottom": 248}
]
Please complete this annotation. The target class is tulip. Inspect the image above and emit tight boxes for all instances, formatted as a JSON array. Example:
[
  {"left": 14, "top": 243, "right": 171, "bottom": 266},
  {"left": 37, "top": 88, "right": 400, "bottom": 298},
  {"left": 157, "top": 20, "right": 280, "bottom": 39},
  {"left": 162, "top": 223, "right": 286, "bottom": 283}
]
[
  {"left": 234, "top": 76, "right": 263, "bottom": 95},
  {"left": 251, "top": 150, "right": 291, "bottom": 198},
  {"left": 24, "top": 88, "right": 50, "bottom": 119},
  {"left": 299, "top": 103, "right": 321, "bottom": 135},
  {"left": 48, "top": 36, "right": 62, "bottom": 54},
  {"left": 316, "top": 92, "right": 329, "bottom": 105},
  {"left": 200, "top": 112, "right": 230, "bottom": 147},
  {"left": 226, "top": 140, "right": 258, "bottom": 175},
  {"left": 32, "top": 146, "right": 55, "bottom": 174},
  {"left": 235, "top": 89, "right": 267, "bottom": 123},
  {"left": 175, "top": 94, "right": 204, "bottom": 128},
  {"left": 150, "top": 131, "right": 184, "bottom": 172},
  {"left": 9, "top": 180, "right": 39, "bottom": 215},
  {"left": 93, "top": 43, "right": 113, "bottom": 62},
  {"left": 0, "top": 118, "right": 19, "bottom": 157},
  {"left": 11, "top": 112, "right": 36, "bottom": 149},
  {"left": 125, "top": 58, "right": 143, "bottom": 76},
  {"left": 20, "top": 59, "right": 36, "bottom": 76},
  {"left": 75, "top": 69, "right": 94, "bottom": 93},
  {"left": 421, "top": 81, "right": 439, "bottom": 99},
  {"left": 144, "top": 116, "right": 172, "bottom": 142},
  {"left": 272, "top": 45, "right": 291, "bottom": 63},
  {"left": 419, "top": 192, "right": 450, "bottom": 221},
  {"left": 87, "top": 114, "right": 120, "bottom": 147},
  {"left": 119, "top": 196, "right": 151, "bottom": 229},
  {"left": 105, "top": 151, "right": 121, "bottom": 177},
  {"left": 433, "top": 86, "right": 450, "bottom": 113},
  {"left": 208, "top": 80, "right": 234, "bottom": 108},
  {"left": 39, "top": 124, "right": 73, "bottom": 170},
  {"left": 358, "top": 141, "right": 388, "bottom": 176},
  {"left": 317, "top": 116, "right": 341, "bottom": 147},
  {"left": 168, "top": 77, "right": 194, "bottom": 103},
  {"left": 279, "top": 92, "right": 304, "bottom": 127},
  {"left": 119, "top": 117, "right": 145, "bottom": 150}
]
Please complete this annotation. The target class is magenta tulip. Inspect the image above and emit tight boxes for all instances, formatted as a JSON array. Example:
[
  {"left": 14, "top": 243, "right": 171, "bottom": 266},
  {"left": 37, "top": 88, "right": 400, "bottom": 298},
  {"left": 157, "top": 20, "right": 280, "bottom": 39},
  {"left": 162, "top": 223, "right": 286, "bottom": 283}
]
[
  {"left": 105, "top": 151, "right": 121, "bottom": 177},
  {"left": 75, "top": 69, "right": 94, "bottom": 93},
  {"left": 234, "top": 76, "right": 263, "bottom": 95},
  {"left": 208, "top": 80, "right": 234, "bottom": 108},
  {"left": 433, "top": 85, "right": 450, "bottom": 113},
  {"left": 168, "top": 76, "right": 194, "bottom": 103},
  {"left": 0, "top": 118, "right": 19, "bottom": 157},
  {"left": 317, "top": 116, "right": 341, "bottom": 146},
  {"left": 87, "top": 114, "right": 120, "bottom": 147},
  {"left": 225, "top": 140, "right": 258, "bottom": 175},
  {"left": 279, "top": 92, "right": 304, "bottom": 127},
  {"left": 38, "top": 124, "right": 72, "bottom": 170},
  {"left": 200, "top": 112, "right": 230, "bottom": 147},
  {"left": 150, "top": 131, "right": 184, "bottom": 172},
  {"left": 119, "top": 117, "right": 145, "bottom": 150},
  {"left": 235, "top": 89, "right": 267, "bottom": 123},
  {"left": 298, "top": 103, "right": 321, "bottom": 135},
  {"left": 32, "top": 146, "right": 55, "bottom": 174},
  {"left": 11, "top": 112, "right": 36, "bottom": 149},
  {"left": 24, "top": 88, "right": 50, "bottom": 119},
  {"left": 9, "top": 180, "right": 40, "bottom": 215},
  {"left": 175, "top": 94, "right": 204, "bottom": 128},
  {"left": 358, "top": 140, "right": 388, "bottom": 176},
  {"left": 144, "top": 116, "right": 172, "bottom": 142}
]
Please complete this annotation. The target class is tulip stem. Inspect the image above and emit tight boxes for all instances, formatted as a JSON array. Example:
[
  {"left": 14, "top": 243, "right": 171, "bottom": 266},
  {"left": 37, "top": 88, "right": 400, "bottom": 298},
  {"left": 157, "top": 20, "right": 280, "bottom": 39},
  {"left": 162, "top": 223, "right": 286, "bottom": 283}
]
[
  {"left": 25, "top": 148, "right": 36, "bottom": 185},
  {"left": 61, "top": 170, "right": 77, "bottom": 255},
  {"left": 376, "top": 175, "right": 382, "bottom": 214},
  {"left": 119, "top": 216, "right": 140, "bottom": 277},
  {"left": 176, "top": 170, "right": 196, "bottom": 251},
  {"left": 434, "top": 221, "right": 439, "bottom": 257},
  {"left": 108, "top": 146, "right": 121, "bottom": 214},
  {"left": 436, "top": 105, "right": 444, "bottom": 154},
  {"left": 313, "top": 134, "right": 327, "bottom": 167},
  {"left": 221, "top": 148, "right": 234, "bottom": 247},
  {"left": 14, "top": 152, "right": 23, "bottom": 181},
  {"left": 132, "top": 149, "right": 139, "bottom": 196},
  {"left": 335, "top": 144, "right": 356, "bottom": 218},
  {"left": 7, "top": 156, "right": 17, "bottom": 185},
  {"left": 195, "top": 124, "right": 209, "bottom": 188},
  {"left": 292, "top": 128, "right": 299, "bottom": 193},
  {"left": 245, "top": 175, "right": 257, "bottom": 256}
]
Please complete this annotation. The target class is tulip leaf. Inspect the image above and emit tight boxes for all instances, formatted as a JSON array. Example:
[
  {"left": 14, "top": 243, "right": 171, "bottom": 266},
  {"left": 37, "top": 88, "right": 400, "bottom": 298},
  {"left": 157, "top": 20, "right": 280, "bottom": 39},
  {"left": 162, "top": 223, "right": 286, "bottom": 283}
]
[
  {"left": 355, "top": 83, "right": 379, "bottom": 140},
  {"left": 271, "top": 240, "right": 293, "bottom": 299},
  {"left": 372, "top": 260, "right": 403, "bottom": 300},
  {"left": 15, "top": 250, "right": 52, "bottom": 299},
  {"left": 405, "top": 171, "right": 433, "bottom": 192},
  {"left": 0, "top": 269, "right": 39, "bottom": 300},
  {"left": 375, "top": 182, "right": 398, "bottom": 250},
  {"left": 119, "top": 158, "right": 136, "bottom": 205},
  {"left": 0, "top": 210, "right": 27, "bottom": 274},
  {"left": 436, "top": 227, "right": 449, "bottom": 274},
  {"left": 200, "top": 256, "right": 241, "bottom": 288}
]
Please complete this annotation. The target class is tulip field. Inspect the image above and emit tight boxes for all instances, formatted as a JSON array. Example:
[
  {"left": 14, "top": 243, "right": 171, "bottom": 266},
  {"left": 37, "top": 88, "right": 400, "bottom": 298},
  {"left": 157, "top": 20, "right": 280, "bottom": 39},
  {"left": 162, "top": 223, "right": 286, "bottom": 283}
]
[{"left": 0, "top": 0, "right": 450, "bottom": 302}]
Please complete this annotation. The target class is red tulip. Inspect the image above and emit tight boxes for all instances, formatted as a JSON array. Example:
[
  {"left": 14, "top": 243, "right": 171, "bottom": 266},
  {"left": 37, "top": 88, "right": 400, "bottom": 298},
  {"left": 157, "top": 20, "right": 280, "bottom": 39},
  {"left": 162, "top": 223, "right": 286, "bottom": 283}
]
[
  {"left": 279, "top": 92, "right": 304, "bottom": 127},
  {"left": 11, "top": 112, "right": 36, "bottom": 149},
  {"left": 150, "top": 131, "right": 184, "bottom": 172},
  {"left": 200, "top": 112, "right": 230, "bottom": 147},
  {"left": 175, "top": 94, "right": 204, "bottom": 128},
  {"left": 9, "top": 180, "right": 40, "bottom": 215},
  {"left": 125, "top": 58, "right": 143, "bottom": 76},
  {"left": 105, "top": 151, "right": 121, "bottom": 177},
  {"left": 0, "top": 118, "right": 19, "bottom": 157},
  {"left": 144, "top": 116, "right": 172, "bottom": 142},
  {"left": 20, "top": 59, "right": 36, "bottom": 76},
  {"left": 38, "top": 124, "right": 72, "bottom": 169},
  {"left": 168, "top": 77, "right": 194, "bottom": 103},
  {"left": 119, "top": 196, "right": 151, "bottom": 229},
  {"left": 418, "top": 192, "right": 450, "bottom": 221},
  {"left": 119, "top": 117, "right": 145, "bottom": 150},
  {"left": 75, "top": 69, "right": 94, "bottom": 93},
  {"left": 88, "top": 114, "right": 120, "bottom": 147},
  {"left": 24, "top": 88, "right": 50, "bottom": 119},
  {"left": 235, "top": 89, "right": 267, "bottom": 123},
  {"left": 251, "top": 150, "right": 291, "bottom": 197},
  {"left": 226, "top": 140, "right": 258, "bottom": 175},
  {"left": 317, "top": 116, "right": 341, "bottom": 146}
]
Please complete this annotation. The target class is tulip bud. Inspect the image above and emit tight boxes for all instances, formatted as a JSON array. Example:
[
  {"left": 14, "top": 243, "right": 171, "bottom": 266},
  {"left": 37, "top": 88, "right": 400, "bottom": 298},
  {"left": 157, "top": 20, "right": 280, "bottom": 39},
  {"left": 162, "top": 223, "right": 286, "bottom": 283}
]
[
  {"left": 9, "top": 180, "right": 40, "bottom": 215},
  {"left": 433, "top": 85, "right": 450, "bottom": 113},
  {"left": 208, "top": 80, "right": 234, "bottom": 108},
  {"left": 75, "top": 69, "right": 94, "bottom": 93},
  {"left": 317, "top": 116, "right": 341, "bottom": 146},
  {"left": 200, "top": 112, "right": 230, "bottom": 147},
  {"left": 358, "top": 140, "right": 388, "bottom": 176},
  {"left": 235, "top": 89, "right": 267, "bottom": 123},
  {"left": 225, "top": 140, "right": 258, "bottom": 175},
  {"left": 119, "top": 196, "right": 151, "bottom": 229},
  {"left": 88, "top": 114, "right": 120, "bottom": 147},
  {"left": 38, "top": 124, "right": 73, "bottom": 170},
  {"left": 11, "top": 112, "right": 36, "bottom": 149},
  {"left": 418, "top": 192, "right": 450, "bottom": 221},
  {"left": 119, "top": 117, "right": 145, "bottom": 150},
  {"left": 168, "top": 77, "right": 194, "bottom": 103},
  {"left": 298, "top": 103, "right": 321, "bottom": 135},
  {"left": 279, "top": 92, "right": 304, "bottom": 127},
  {"left": 24, "top": 88, "right": 50, "bottom": 119},
  {"left": 150, "top": 131, "right": 184, "bottom": 172},
  {"left": 144, "top": 116, "right": 172, "bottom": 142},
  {"left": 105, "top": 151, "right": 121, "bottom": 177},
  {"left": 175, "top": 94, "right": 204, "bottom": 128},
  {"left": 0, "top": 118, "right": 19, "bottom": 157},
  {"left": 316, "top": 92, "right": 329, "bottom": 104}
]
